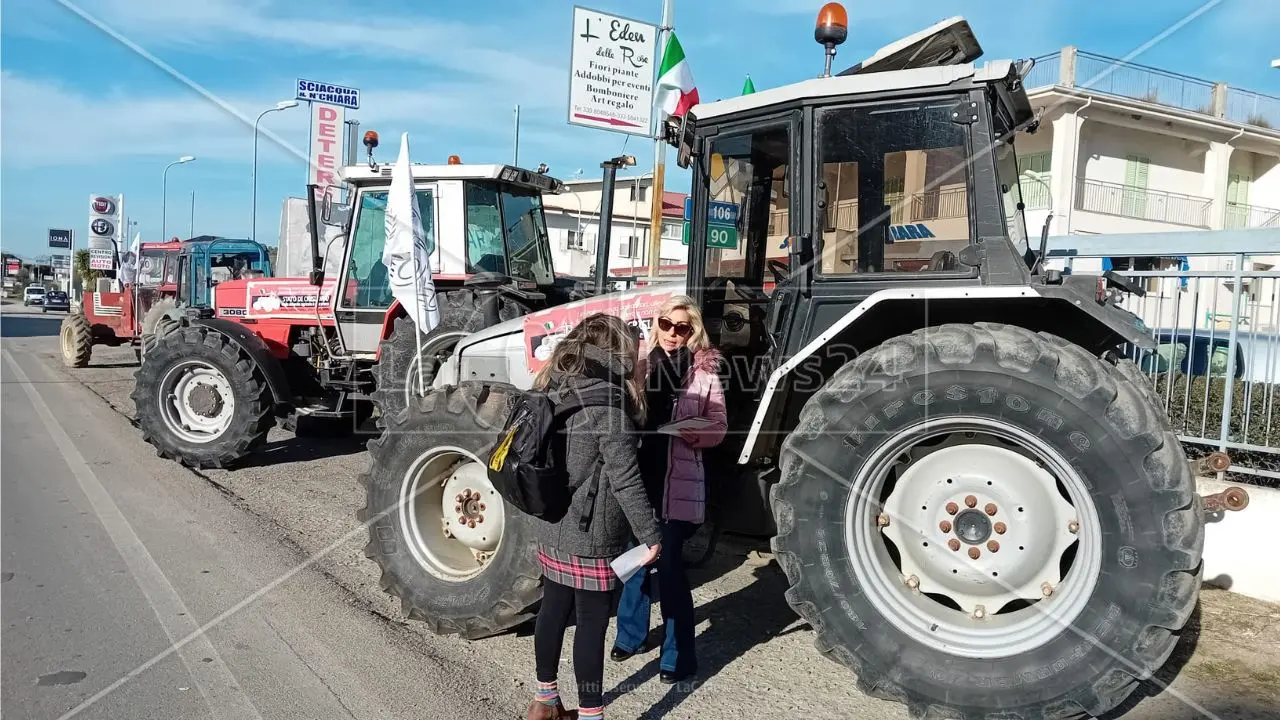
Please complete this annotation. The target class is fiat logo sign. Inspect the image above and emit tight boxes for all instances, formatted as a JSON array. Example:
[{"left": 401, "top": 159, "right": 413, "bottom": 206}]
[
  {"left": 91, "top": 218, "right": 115, "bottom": 236},
  {"left": 92, "top": 196, "right": 116, "bottom": 215}
]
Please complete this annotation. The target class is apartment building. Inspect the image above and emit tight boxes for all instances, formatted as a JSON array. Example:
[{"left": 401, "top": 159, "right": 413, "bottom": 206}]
[
  {"left": 1018, "top": 47, "right": 1280, "bottom": 268},
  {"left": 540, "top": 175, "right": 688, "bottom": 279}
]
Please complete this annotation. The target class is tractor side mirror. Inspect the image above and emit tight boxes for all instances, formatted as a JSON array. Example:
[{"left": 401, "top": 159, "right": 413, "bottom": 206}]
[
  {"left": 320, "top": 194, "right": 350, "bottom": 228},
  {"left": 664, "top": 113, "right": 698, "bottom": 169}
]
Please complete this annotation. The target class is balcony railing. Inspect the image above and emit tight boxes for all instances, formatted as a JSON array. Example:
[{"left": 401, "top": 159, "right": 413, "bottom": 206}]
[
  {"left": 1075, "top": 178, "right": 1212, "bottom": 227},
  {"left": 1020, "top": 178, "right": 1052, "bottom": 210},
  {"left": 1026, "top": 48, "right": 1280, "bottom": 130},
  {"left": 1225, "top": 88, "right": 1280, "bottom": 130},
  {"left": 1225, "top": 202, "right": 1280, "bottom": 229}
]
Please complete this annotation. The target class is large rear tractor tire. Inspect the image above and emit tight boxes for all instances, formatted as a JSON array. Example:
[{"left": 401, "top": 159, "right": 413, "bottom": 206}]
[
  {"left": 139, "top": 299, "right": 180, "bottom": 359},
  {"left": 131, "top": 324, "right": 276, "bottom": 469},
  {"left": 360, "top": 382, "right": 542, "bottom": 639},
  {"left": 772, "top": 322, "right": 1202, "bottom": 720},
  {"left": 59, "top": 313, "right": 93, "bottom": 368},
  {"left": 371, "top": 290, "right": 529, "bottom": 428}
]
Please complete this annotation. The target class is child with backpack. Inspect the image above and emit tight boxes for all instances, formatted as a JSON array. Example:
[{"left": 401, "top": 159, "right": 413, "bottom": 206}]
[{"left": 520, "top": 312, "right": 663, "bottom": 720}]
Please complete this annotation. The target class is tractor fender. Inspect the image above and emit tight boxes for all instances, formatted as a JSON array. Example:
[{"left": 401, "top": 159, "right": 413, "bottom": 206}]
[
  {"left": 736, "top": 282, "right": 1156, "bottom": 464},
  {"left": 189, "top": 316, "right": 294, "bottom": 410}
]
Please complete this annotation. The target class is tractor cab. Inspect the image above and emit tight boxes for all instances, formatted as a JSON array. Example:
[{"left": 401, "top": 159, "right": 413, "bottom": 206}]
[
  {"left": 173, "top": 237, "right": 272, "bottom": 308},
  {"left": 329, "top": 154, "right": 566, "bottom": 355}
]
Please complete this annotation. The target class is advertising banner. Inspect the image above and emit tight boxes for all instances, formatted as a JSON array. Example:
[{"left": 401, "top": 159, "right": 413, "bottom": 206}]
[
  {"left": 238, "top": 278, "right": 339, "bottom": 320},
  {"left": 296, "top": 79, "right": 360, "bottom": 109},
  {"left": 567, "top": 6, "right": 658, "bottom": 136},
  {"left": 88, "top": 193, "right": 122, "bottom": 253},
  {"left": 521, "top": 287, "right": 678, "bottom": 372},
  {"left": 5, "top": 259, "right": 19, "bottom": 276},
  {"left": 49, "top": 228, "right": 72, "bottom": 250},
  {"left": 89, "top": 248, "right": 115, "bottom": 270},
  {"left": 308, "top": 102, "right": 345, "bottom": 204}
]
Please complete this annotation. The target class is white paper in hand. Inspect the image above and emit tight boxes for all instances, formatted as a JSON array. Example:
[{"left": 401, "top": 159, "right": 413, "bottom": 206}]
[
  {"left": 610, "top": 544, "right": 652, "bottom": 584},
  {"left": 657, "top": 416, "right": 715, "bottom": 437}
]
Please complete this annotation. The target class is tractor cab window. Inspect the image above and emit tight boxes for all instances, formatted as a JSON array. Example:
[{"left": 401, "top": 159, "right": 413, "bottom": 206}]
[
  {"left": 817, "top": 100, "right": 972, "bottom": 274},
  {"left": 209, "top": 252, "right": 269, "bottom": 284},
  {"left": 139, "top": 250, "right": 168, "bottom": 286},
  {"left": 465, "top": 182, "right": 555, "bottom": 286},
  {"left": 993, "top": 137, "right": 1030, "bottom": 252},
  {"left": 701, "top": 126, "right": 788, "bottom": 288},
  {"left": 347, "top": 189, "right": 436, "bottom": 310}
]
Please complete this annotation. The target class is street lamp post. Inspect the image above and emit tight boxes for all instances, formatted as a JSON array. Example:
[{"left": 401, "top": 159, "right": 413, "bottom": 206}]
[
  {"left": 162, "top": 155, "right": 196, "bottom": 241},
  {"left": 252, "top": 100, "right": 300, "bottom": 243}
]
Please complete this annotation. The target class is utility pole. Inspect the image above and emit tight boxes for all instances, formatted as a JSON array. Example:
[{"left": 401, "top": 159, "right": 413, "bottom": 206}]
[
  {"left": 189, "top": 190, "right": 196, "bottom": 238},
  {"left": 647, "top": 0, "right": 675, "bottom": 280}
]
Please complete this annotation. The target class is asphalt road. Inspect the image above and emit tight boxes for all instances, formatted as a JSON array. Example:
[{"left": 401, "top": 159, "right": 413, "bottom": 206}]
[
  {"left": 3, "top": 304, "right": 1279, "bottom": 720},
  {"left": 1, "top": 310, "right": 513, "bottom": 720}
]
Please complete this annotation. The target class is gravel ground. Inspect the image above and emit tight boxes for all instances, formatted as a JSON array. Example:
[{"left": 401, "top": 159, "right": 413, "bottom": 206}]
[{"left": 36, "top": 333, "right": 1280, "bottom": 720}]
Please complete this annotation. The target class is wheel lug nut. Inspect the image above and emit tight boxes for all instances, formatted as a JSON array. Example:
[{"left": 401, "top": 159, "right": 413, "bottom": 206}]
[
  {"left": 948, "top": 539, "right": 961, "bottom": 552},
  {"left": 457, "top": 516, "right": 467, "bottom": 525},
  {"left": 454, "top": 504, "right": 462, "bottom": 513},
  {"left": 477, "top": 514, "right": 484, "bottom": 523},
  {"left": 984, "top": 503, "right": 997, "bottom": 516},
  {"left": 1042, "top": 582, "right": 1055, "bottom": 597},
  {"left": 964, "top": 495, "right": 977, "bottom": 508},
  {"left": 479, "top": 503, "right": 487, "bottom": 511},
  {"left": 968, "top": 547, "right": 981, "bottom": 560},
  {"left": 994, "top": 522, "right": 1007, "bottom": 534},
  {"left": 1068, "top": 520, "right": 1080, "bottom": 534},
  {"left": 945, "top": 502, "right": 959, "bottom": 515},
  {"left": 986, "top": 540, "right": 1000, "bottom": 553},
  {"left": 876, "top": 513, "right": 890, "bottom": 527},
  {"left": 939, "top": 520, "right": 953, "bottom": 533},
  {"left": 455, "top": 493, "right": 464, "bottom": 503},
  {"left": 467, "top": 520, "right": 476, "bottom": 529},
  {"left": 905, "top": 574, "right": 919, "bottom": 590},
  {"left": 972, "top": 605, "right": 987, "bottom": 620}
]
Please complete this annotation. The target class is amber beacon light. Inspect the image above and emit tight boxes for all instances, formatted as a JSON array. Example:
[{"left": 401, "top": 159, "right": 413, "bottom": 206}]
[{"left": 815, "top": 3, "right": 848, "bottom": 77}]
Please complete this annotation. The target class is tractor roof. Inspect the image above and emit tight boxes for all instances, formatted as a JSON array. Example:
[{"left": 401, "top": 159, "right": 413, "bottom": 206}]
[
  {"left": 691, "top": 17, "right": 1029, "bottom": 125},
  {"left": 341, "top": 163, "right": 566, "bottom": 194}
]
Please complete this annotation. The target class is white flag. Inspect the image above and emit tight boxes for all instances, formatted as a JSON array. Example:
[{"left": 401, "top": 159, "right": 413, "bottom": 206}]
[
  {"left": 381, "top": 132, "right": 441, "bottom": 333},
  {"left": 120, "top": 231, "right": 142, "bottom": 285}
]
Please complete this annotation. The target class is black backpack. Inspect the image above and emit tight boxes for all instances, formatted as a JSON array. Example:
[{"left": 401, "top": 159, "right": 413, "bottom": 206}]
[{"left": 486, "top": 385, "right": 622, "bottom": 523}]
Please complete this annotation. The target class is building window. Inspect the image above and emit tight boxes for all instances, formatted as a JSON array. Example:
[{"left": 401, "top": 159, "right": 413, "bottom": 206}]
[
  {"left": 661, "top": 221, "right": 682, "bottom": 240},
  {"left": 1121, "top": 154, "right": 1150, "bottom": 217},
  {"left": 630, "top": 184, "right": 647, "bottom": 203},
  {"left": 619, "top": 235, "right": 638, "bottom": 258},
  {"left": 566, "top": 229, "right": 583, "bottom": 250}
]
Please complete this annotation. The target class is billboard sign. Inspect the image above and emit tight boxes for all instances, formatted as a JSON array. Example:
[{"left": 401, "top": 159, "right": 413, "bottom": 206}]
[
  {"left": 567, "top": 6, "right": 658, "bottom": 136},
  {"left": 308, "top": 102, "right": 345, "bottom": 205},
  {"left": 296, "top": 79, "right": 360, "bottom": 109},
  {"left": 89, "top": 248, "right": 115, "bottom": 270},
  {"left": 49, "top": 228, "right": 72, "bottom": 250},
  {"left": 88, "top": 193, "right": 122, "bottom": 252},
  {"left": 5, "top": 259, "right": 19, "bottom": 276}
]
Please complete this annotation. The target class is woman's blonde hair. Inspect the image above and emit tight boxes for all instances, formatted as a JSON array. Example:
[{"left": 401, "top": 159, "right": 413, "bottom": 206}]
[
  {"left": 647, "top": 294, "right": 710, "bottom": 354},
  {"left": 532, "top": 312, "right": 646, "bottom": 422}
]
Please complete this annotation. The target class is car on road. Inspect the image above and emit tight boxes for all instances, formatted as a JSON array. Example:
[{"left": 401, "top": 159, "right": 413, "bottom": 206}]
[
  {"left": 22, "top": 285, "right": 45, "bottom": 306},
  {"left": 42, "top": 290, "right": 70, "bottom": 313}
]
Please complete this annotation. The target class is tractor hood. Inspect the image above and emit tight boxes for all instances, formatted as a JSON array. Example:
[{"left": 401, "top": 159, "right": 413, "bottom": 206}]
[{"left": 442, "top": 282, "right": 686, "bottom": 390}]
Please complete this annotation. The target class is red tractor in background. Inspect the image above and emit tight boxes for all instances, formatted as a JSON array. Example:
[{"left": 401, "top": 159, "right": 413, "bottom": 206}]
[
  {"left": 131, "top": 139, "right": 599, "bottom": 468},
  {"left": 59, "top": 238, "right": 272, "bottom": 367}
]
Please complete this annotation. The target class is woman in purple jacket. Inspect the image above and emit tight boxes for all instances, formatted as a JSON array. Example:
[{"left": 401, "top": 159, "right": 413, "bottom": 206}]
[{"left": 610, "top": 294, "right": 727, "bottom": 684}]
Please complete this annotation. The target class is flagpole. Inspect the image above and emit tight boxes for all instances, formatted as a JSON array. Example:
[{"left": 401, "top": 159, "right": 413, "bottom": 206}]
[{"left": 647, "top": 0, "right": 675, "bottom": 281}]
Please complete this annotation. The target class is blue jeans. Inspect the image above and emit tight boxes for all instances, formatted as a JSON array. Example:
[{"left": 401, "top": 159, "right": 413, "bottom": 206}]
[{"left": 613, "top": 520, "right": 698, "bottom": 675}]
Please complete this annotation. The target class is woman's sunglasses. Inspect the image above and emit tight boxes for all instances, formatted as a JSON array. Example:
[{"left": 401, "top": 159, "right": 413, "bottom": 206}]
[{"left": 657, "top": 316, "right": 693, "bottom": 337}]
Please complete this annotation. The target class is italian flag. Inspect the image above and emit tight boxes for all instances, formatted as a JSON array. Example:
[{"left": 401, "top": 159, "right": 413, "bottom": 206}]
[{"left": 655, "top": 31, "right": 699, "bottom": 117}]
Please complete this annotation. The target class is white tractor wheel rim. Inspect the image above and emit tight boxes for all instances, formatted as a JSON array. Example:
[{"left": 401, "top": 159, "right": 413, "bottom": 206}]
[
  {"left": 400, "top": 446, "right": 504, "bottom": 582},
  {"left": 846, "top": 417, "right": 1102, "bottom": 659},
  {"left": 158, "top": 361, "right": 236, "bottom": 444}
]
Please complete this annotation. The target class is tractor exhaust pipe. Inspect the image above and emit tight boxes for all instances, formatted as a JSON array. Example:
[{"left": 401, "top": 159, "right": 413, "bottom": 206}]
[
  {"left": 593, "top": 155, "right": 637, "bottom": 294},
  {"left": 306, "top": 183, "right": 324, "bottom": 286}
]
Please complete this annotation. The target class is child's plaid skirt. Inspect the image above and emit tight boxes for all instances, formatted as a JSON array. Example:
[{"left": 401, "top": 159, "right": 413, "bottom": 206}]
[{"left": 537, "top": 545, "right": 620, "bottom": 592}]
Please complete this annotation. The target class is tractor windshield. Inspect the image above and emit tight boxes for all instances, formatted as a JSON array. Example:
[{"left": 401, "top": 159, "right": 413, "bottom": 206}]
[
  {"left": 699, "top": 125, "right": 789, "bottom": 285},
  {"left": 464, "top": 182, "right": 555, "bottom": 286},
  {"left": 138, "top": 249, "right": 169, "bottom": 286}
]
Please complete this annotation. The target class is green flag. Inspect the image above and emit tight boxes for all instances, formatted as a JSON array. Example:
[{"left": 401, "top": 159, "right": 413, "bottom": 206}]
[{"left": 742, "top": 75, "right": 756, "bottom": 95}]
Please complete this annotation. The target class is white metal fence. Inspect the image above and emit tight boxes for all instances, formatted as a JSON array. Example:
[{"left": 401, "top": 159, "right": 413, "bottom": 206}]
[{"left": 1050, "top": 231, "right": 1280, "bottom": 482}]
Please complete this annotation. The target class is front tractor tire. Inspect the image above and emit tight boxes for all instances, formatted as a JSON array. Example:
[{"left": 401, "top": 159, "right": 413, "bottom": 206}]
[
  {"left": 60, "top": 313, "right": 93, "bottom": 368},
  {"left": 360, "top": 382, "right": 542, "bottom": 639},
  {"left": 372, "top": 290, "right": 529, "bottom": 427},
  {"left": 131, "top": 324, "right": 276, "bottom": 469},
  {"left": 772, "top": 323, "right": 1202, "bottom": 720}
]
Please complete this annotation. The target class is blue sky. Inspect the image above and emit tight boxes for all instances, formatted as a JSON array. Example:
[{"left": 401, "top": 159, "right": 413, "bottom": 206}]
[{"left": 2, "top": 0, "right": 1278, "bottom": 260}]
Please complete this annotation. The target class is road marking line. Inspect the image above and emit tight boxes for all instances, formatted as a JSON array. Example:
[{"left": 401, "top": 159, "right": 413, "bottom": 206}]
[{"left": 2, "top": 350, "right": 264, "bottom": 720}]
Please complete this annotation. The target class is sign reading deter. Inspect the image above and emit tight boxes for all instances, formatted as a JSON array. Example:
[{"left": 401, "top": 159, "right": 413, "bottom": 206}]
[
  {"left": 568, "top": 6, "right": 658, "bottom": 137},
  {"left": 309, "top": 102, "right": 345, "bottom": 203}
]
